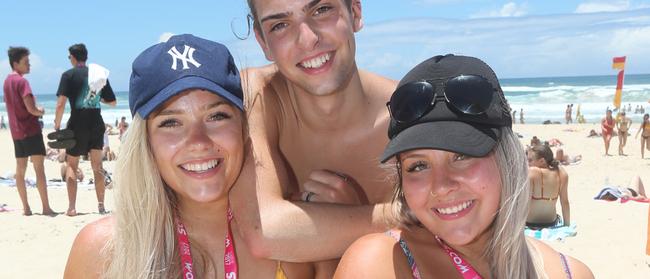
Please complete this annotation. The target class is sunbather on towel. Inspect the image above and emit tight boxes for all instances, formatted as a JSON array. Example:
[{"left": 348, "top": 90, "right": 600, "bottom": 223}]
[{"left": 595, "top": 176, "right": 648, "bottom": 202}]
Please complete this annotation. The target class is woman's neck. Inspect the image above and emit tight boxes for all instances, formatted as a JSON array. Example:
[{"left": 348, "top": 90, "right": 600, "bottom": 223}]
[{"left": 176, "top": 196, "right": 229, "bottom": 239}]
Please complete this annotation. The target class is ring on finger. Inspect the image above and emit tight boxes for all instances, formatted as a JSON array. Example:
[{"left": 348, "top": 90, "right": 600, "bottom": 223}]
[{"left": 304, "top": 191, "right": 316, "bottom": 202}]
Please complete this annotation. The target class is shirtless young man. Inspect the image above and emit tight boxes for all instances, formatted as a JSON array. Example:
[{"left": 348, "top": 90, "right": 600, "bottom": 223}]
[
  {"left": 616, "top": 111, "right": 632, "bottom": 156},
  {"left": 230, "top": 0, "right": 398, "bottom": 271}
]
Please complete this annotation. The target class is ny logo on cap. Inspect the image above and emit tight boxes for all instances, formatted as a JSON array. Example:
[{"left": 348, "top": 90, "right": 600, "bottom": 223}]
[{"left": 167, "top": 45, "right": 201, "bottom": 70}]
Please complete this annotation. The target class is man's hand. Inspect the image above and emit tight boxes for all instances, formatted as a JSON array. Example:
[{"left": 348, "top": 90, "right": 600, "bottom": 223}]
[
  {"left": 294, "top": 170, "right": 368, "bottom": 205},
  {"left": 54, "top": 121, "right": 61, "bottom": 130}
]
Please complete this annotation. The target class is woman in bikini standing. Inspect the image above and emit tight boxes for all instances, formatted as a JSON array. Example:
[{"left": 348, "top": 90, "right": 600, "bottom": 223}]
[
  {"left": 601, "top": 109, "right": 615, "bottom": 156},
  {"left": 334, "top": 55, "right": 592, "bottom": 278},
  {"left": 635, "top": 113, "right": 650, "bottom": 158},
  {"left": 526, "top": 144, "right": 570, "bottom": 229}
]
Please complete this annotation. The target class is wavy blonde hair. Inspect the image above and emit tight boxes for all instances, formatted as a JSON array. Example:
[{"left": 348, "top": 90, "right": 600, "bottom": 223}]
[
  {"left": 102, "top": 115, "right": 211, "bottom": 279},
  {"left": 390, "top": 127, "right": 544, "bottom": 278}
]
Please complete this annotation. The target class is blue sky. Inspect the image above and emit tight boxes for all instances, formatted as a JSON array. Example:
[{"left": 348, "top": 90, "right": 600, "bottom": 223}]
[{"left": 1, "top": 0, "right": 649, "bottom": 94}]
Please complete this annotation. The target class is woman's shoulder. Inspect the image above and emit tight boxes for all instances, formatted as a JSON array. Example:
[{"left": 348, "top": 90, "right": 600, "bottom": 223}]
[
  {"left": 63, "top": 216, "right": 114, "bottom": 278},
  {"left": 528, "top": 238, "right": 594, "bottom": 279},
  {"left": 334, "top": 231, "right": 402, "bottom": 278}
]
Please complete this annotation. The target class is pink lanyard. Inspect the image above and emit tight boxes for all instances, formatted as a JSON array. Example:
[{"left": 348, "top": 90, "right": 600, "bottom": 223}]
[
  {"left": 175, "top": 207, "right": 239, "bottom": 279},
  {"left": 435, "top": 236, "right": 482, "bottom": 279}
]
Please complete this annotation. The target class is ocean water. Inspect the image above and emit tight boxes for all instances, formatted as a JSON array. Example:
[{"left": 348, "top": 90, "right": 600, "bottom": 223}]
[
  {"left": 1, "top": 74, "right": 649, "bottom": 127},
  {"left": 501, "top": 74, "right": 650, "bottom": 124}
]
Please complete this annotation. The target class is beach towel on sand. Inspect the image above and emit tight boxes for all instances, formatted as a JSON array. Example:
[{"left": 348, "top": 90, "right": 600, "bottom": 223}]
[{"left": 524, "top": 219, "right": 577, "bottom": 241}]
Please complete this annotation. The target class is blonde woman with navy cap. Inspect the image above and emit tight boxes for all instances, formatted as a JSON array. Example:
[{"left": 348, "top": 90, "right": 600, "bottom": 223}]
[
  {"left": 63, "top": 34, "right": 311, "bottom": 278},
  {"left": 334, "top": 55, "right": 593, "bottom": 278}
]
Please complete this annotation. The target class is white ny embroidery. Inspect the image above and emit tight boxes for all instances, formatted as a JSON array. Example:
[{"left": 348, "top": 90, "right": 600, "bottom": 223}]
[{"left": 168, "top": 45, "right": 201, "bottom": 70}]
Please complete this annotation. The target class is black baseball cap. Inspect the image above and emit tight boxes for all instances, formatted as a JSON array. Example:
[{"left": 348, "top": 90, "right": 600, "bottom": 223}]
[
  {"left": 129, "top": 34, "right": 243, "bottom": 119},
  {"left": 381, "top": 54, "right": 512, "bottom": 163}
]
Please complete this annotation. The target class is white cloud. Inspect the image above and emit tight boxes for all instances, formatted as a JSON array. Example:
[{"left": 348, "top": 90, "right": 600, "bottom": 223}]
[
  {"left": 158, "top": 32, "right": 175, "bottom": 43},
  {"left": 354, "top": 8, "right": 650, "bottom": 79},
  {"left": 470, "top": 2, "right": 528, "bottom": 18},
  {"left": 575, "top": 1, "right": 631, "bottom": 13}
]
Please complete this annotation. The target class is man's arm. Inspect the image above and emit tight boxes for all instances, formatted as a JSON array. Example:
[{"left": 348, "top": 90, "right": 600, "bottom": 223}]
[
  {"left": 230, "top": 67, "right": 388, "bottom": 262},
  {"left": 100, "top": 79, "right": 117, "bottom": 107},
  {"left": 54, "top": 95, "right": 67, "bottom": 130},
  {"left": 22, "top": 95, "right": 44, "bottom": 117}
]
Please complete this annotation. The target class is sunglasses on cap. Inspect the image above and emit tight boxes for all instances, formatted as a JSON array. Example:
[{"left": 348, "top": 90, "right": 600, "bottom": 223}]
[{"left": 386, "top": 74, "right": 496, "bottom": 124}]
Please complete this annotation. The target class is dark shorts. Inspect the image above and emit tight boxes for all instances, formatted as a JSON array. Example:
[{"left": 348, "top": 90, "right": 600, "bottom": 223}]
[
  {"left": 13, "top": 133, "right": 46, "bottom": 158},
  {"left": 67, "top": 126, "right": 105, "bottom": 157}
]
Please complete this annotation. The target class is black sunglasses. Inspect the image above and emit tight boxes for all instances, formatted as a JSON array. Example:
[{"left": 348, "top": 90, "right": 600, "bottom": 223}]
[{"left": 386, "top": 74, "right": 496, "bottom": 124}]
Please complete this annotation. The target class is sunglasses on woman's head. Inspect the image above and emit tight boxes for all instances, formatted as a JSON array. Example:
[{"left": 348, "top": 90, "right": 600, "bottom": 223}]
[{"left": 386, "top": 75, "right": 496, "bottom": 124}]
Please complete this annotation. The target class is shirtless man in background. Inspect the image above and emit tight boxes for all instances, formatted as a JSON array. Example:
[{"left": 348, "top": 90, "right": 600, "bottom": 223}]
[{"left": 230, "top": 0, "right": 398, "bottom": 275}]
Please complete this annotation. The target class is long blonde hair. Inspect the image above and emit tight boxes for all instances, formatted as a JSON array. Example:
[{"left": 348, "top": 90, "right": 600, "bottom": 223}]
[
  {"left": 103, "top": 116, "right": 182, "bottom": 279},
  {"left": 390, "top": 127, "right": 544, "bottom": 278}
]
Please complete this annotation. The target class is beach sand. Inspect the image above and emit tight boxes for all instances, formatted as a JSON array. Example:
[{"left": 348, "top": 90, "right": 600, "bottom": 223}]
[{"left": 1, "top": 124, "right": 649, "bottom": 278}]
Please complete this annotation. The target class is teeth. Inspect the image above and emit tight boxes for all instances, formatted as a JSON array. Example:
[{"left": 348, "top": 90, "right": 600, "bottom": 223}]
[
  {"left": 436, "top": 200, "right": 473, "bottom": 215},
  {"left": 181, "top": 159, "right": 219, "bottom": 172},
  {"left": 300, "top": 53, "right": 331, "bottom": 69}
]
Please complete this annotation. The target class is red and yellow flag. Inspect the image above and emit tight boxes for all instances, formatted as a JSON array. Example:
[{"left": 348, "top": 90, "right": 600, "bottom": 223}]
[
  {"left": 612, "top": 56, "right": 626, "bottom": 70},
  {"left": 612, "top": 56, "right": 626, "bottom": 109}
]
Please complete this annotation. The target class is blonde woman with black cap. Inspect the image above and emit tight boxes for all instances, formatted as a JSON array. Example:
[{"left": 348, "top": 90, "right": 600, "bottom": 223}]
[
  {"left": 63, "top": 34, "right": 311, "bottom": 279},
  {"left": 334, "top": 55, "right": 593, "bottom": 278}
]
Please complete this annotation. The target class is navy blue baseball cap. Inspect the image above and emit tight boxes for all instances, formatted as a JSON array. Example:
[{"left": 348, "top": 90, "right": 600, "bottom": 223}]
[{"left": 129, "top": 34, "right": 243, "bottom": 119}]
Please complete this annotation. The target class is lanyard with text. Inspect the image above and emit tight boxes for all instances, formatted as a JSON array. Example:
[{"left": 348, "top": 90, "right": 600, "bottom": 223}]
[
  {"left": 175, "top": 206, "right": 239, "bottom": 279},
  {"left": 435, "top": 236, "right": 482, "bottom": 279}
]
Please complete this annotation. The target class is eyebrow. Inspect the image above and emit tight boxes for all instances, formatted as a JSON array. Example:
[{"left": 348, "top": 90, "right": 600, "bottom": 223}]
[
  {"left": 259, "top": 0, "right": 322, "bottom": 24},
  {"left": 156, "top": 101, "right": 230, "bottom": 116}
]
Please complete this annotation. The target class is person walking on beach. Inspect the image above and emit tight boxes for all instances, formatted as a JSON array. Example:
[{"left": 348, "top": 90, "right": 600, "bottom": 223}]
[
  {"left": 616, "top": 111, "right": 632, "bottom": 156},
  {"left": 636, "top": 113, "right": 650, "bottom": 158},
  {"left": 116, "top": 116, "right": 128, "bottom": 141},
  {"left": 520, "top": 108, "right": 525, "bottom": 124},
  {"left": 512, "top": 108, "right": 517, "bottom": 124},
  {"left": 54, "top": 43, "right": 116, "bottom": 216},
  {"left": 601, "top": 109, "right": 615, "bottom": 156},
  {"left": 0, "top": 115, "right": 7, "bottom": 129},
  {"left": 565, "top": 104, "right": 573, "bottom": 124},
  {"left": 231, "top": 0, "right": 397, "bottom": 275},
  {"left": 3, "top": 46, "right": 54, "bottom": 216}
]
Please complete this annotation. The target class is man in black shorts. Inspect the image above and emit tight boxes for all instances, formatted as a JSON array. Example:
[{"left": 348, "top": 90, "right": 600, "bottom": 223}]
[
  {"left": 3, "top": 46, "right": 54, "bottom": 216},
  {"left": 54, "top": 43, "right": 116, "bottom": 216}
]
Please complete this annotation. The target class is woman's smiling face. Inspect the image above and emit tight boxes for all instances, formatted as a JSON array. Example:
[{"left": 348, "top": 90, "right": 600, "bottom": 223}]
[
  {"left": 400, "top": 149, "right": 502, "bottom": 246},
  {"left": 147, "top": 89, "right": 245, "bottom": 204}
]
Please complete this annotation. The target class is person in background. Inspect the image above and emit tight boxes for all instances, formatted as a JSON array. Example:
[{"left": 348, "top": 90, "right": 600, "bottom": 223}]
[
  {"left": 117, "top": 116, "right": 129, "bottom": 141},
  {"left": 616, "top": 111, "right": 632, "bottom": 156},
  {"left": 3, "top": 46, "right": 54, "bottom": 216},
  {"left": 600, "top": 109, "right": 615, "bottom": 156},
  {"left": 54, "top": 43, "right": 117, "bottom": 216},
  {"left": 635, "top": 113, "right": 650, "bottom": 158},
  {"left": 527, "top": 144, "right": 570, "bottom": 229}
]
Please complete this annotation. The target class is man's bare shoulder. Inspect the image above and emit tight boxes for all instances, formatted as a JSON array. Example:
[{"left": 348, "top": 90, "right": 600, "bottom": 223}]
[{"left": 358, "top": 69, "right": 398, "bottom": 98}]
